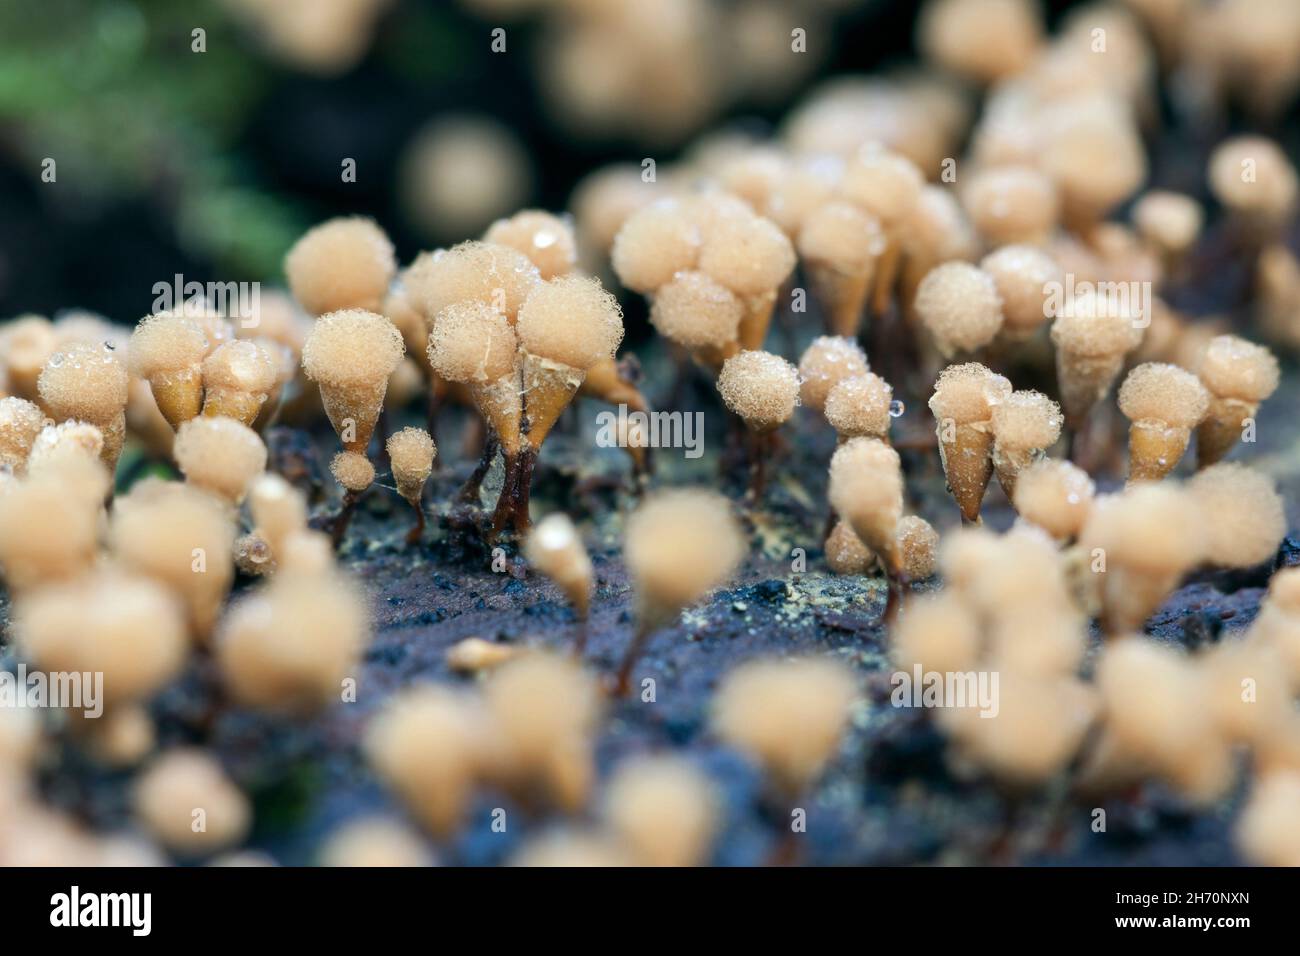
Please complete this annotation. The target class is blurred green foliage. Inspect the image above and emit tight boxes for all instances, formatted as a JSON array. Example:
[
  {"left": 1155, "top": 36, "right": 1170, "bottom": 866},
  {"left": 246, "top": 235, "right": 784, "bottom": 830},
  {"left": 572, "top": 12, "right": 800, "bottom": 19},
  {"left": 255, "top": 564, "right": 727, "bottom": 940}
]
[{"left": 0, "top": 0, "right": 305, "bottom": 279}]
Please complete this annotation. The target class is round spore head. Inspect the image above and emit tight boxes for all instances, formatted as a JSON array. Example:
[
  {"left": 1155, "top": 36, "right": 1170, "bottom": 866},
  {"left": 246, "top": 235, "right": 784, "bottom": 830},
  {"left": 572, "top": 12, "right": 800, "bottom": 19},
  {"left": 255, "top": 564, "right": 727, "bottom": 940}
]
[
  {"left": 427, "top": 300, "right": 519, "bottom": 383},
  {"left": 1118, "top": 362, "right": 1210, "bottom": 428},
  {"left": 649, "top": 271, "right": 744, "bottom": 350},
  {"left": 516, "top": 275, "right": 624, "bottom": 369},
  {"left": 284, "top": 216, "right": 396, "bottom": 316},
  {"left": 716, "top": 350, "right": 800, "bottom": 430},
  {"left": 301, "top": 309, "right": 406, "bottom": 390}
]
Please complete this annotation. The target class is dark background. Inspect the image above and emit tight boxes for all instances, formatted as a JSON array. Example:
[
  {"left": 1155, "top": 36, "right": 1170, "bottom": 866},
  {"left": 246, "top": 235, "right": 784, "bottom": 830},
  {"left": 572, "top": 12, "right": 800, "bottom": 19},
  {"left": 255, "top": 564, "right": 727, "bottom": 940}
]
[{"left": 0, "top": 0, "right": 1104, "bottom": 324}]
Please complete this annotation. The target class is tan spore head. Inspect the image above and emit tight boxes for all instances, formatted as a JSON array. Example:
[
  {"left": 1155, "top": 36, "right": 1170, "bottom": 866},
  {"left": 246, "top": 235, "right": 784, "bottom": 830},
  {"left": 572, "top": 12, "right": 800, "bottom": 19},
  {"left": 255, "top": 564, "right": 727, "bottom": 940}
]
[
  {"left": 697, "top": 209, "right": 796, "bottom": 298},
  {"left": 928, "top": 362, "right": 1012, "bottom": 425},
  {"left": 686, "top": 191, "right": 755, "bottom": 236},
  {"left": 825, "top": 372, "right": 893, "bottom": 440},
  {"left": 824, "top": 520, "right": 874, "bottom": 575},
  {"left": 1081, "top": 484, "right": 1204, "bottom": 575},
  {"left": 991, "top": 390, "right": 1063, "bottom": 452},
  {"left": 915, "top": 262, "right": 1005, "bottom": 357},
  {"left": 202, "top": 340, "right": 278, "bottom": 396},
  {"left": 841, "top": 143, "right": 924, "bottom": 226},
  {"left": 649, "top": 270, "right": 743, "bottom": 351},
  {"left": 248, "top": 473, "right": 307, "bottom": 557},
  {"left": 918, "top": 0, "right": 1043, "bottom": 84},
  {"left": 1093, "top": 636, "right": 1218, "bottom": 797},
  {"left": 0, "top": 315, "right": 56, "bottom": 399},
  {"left": 318, "top": 818, "right": 434, "bottom": 868},
  {"left": 901, "top": 184, "right": 980, "bottom": 267},
  {"left": 711, "top": 657, "right": 857, "bottom": 793},
  {"left": 427, "top": 300, "right": 519, "bottom": 383},
  {"left": 1209, "top": 136, "right": 1298, "bottom": 222},
  {"left": 284, "top": 216, "right": 396, "bottom": 315},
  {"left": 0, "top": 467, "right": 103, "bottom": 590},
  {"left": 795, "top": 201, "right": 884, "bottom": 274},
  {"left": 109, "top": 479, "right": 235, "bottom": 637},
  {"left": 828, "top": 437, "right": 904, "bottom": 565},
  {"left": 980, "top": 245, "right": 1062, "bottom": 337},
  {"left": 516, "top": 275, "right": 624, "bottom": 370},
  {"left": 302, "top": 310, "right": 405, "bottom": 453},
  {"left": 364, "top": 684, "right": 489, "bottom": 837},
  {"left": 942, "top": 671, "right": 1095, "bottom": 785},
  {"left": 217, "top": 567, "right": 369, "bottom": 716},
  {"left": 386, "top": 427, "right": 436, "bottom": 503},
  {"left": 183, "top": 305, "right": 234, "bottom": 358},
  {"left": 509, "top": 830, "right": 632, "bottom": 868},
  {"left": 610, "top": 199, "right": 702, "bottom": 294},
  {"left": 962, "top": 165, "right": 1059, "bottom": 245},
  {"left": 302, "top": 309, "right": 406, "bottom": 391},
  {"left": 483, "top": 651, "right": 601, "bottom": 811},
  {"left": 603, "top": 755, "right": 718, "bottom": 868},
  {"left": 1013, "top": 459, "right": 1095, "bottom": 539},
  {"left": 896, "top": 515, "right": 940, "bottom": 581},
  {"left": 37, "top": 341, "right": 129, "bottom": 423},
  {"left": 0, "top": 397, "right": 48, "bottom": 472},
  {"left": 1119, "top": 362, "right": 1210, "bottom": 429},
  {"left": 1189, "top": 464, "right": 1285, "bottom": 569},
  {"left": 937, "top": 525, "right": 1005, "bottom": 593},
  {"left": 15, "top": 569, "right": 188, "bottom": 706},
  {"left": 405, "top": 241, "right": 542, "bottom": 327},
  {"left": 716, "top": 147, "right": 789, "bottom": 212},
  {"left": 484, "top": 209, "right": 578, "bottom": 280},
  {"left": 1050, "top": 289, "right": 1144, "bottom": 357},
  {"left": 1133, "top": 191, "right": 1203, "bottom": 256},
  {"left": 330, "top": 451, "right": 376, "bottom": 493},
  {"left": 128, "top": 311, "right": 210, "bottom": 379},
  {"left": 797, "top": 336, "right": 870, "bottom": 413},
  {"left": 201, "top": 339, "right": 279, "bottom": 425},
  {"left": 25, "top": 421, "right": 106, "bottom": 482},
  {"left": 1263, "top": 567, "right": 1300, "bottom": 616},
  {"left": 1196, "top": 334, "right": 1280, "bottom": 402},
  {"left": 765, "top": 154, "right": 843, "bottom": 236},
  {"left": 957, "top": 525, "right": 1074, "bottom": 619},
  {"left": 134, "top": 749, "right": 250, "bottom": 855},
  {"left": 1039, "top": 94, "right": 1147, "bottom": 224},
  {"left": 624, "top": 489, "right": 745, "bottom": 620},
  {"left": 523, "top": 512, "right": 593, "bottom": 618},
  {"left": 36, "top": 341, "right": 129, "bottom": 469},
  {"left": 174, "top": 416, "right": 267, "bottom": 505},
  {"left": 716, "top": 350, "right": 800, "bottom": 431},
  {"left": 892, "top": 591, "right": 981, "bottom": 675},
  {"left": 1237, "top": 772, "right": 1300, "bottom": 868}
]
